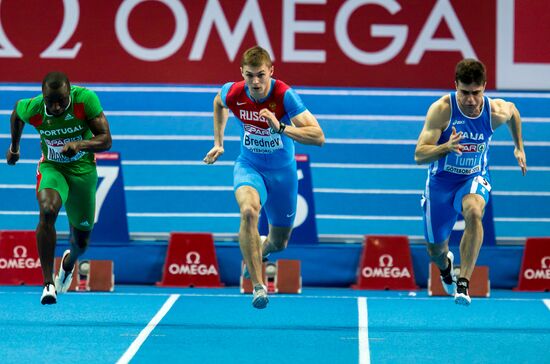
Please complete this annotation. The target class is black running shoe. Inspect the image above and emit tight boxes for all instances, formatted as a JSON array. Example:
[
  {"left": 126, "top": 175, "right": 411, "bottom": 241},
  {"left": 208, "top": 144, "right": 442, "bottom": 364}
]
[
  {"left": 454, "top": 278, "right": 471, "bottom": 305},
  {"left": 440, "top": 251, "right": 457, "bottom": 295}
]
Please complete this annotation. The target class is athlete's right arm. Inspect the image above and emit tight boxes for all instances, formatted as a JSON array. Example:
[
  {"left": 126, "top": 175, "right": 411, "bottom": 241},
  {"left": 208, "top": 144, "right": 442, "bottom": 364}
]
[
  {"left": 414, "top": 96, "right": 463, "bottom": 165},
  {"left": 203, "top": 92, "right": 228, "bottom": 164},
  {"left": 6, "top": 102, "right": 25, "bottom": 165}
]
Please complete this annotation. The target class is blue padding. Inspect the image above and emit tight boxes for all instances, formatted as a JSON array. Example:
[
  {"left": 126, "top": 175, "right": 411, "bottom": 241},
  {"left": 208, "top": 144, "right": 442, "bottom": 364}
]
[{"left": 55, "top": 242, "right": 525, "bottom": 289}]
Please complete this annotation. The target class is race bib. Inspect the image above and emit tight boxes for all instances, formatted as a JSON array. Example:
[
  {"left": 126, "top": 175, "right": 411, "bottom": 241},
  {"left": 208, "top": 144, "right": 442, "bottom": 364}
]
[
  {"left": 242, "top": 124, "right": 283, "bottom": 154},
  {"left": 45, "top": 137, "right": 85, "bottom": 163},
  {"left": 443, "top": 143, "right": 486, "bottom": 175}
]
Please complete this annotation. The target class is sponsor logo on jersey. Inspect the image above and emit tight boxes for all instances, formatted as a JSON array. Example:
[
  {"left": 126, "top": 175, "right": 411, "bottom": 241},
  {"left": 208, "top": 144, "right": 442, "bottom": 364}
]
[
  {"left": 45, "top": 136, "right": 83, "bottom": 147},
  {"left": 244, "top": 123, "right": 271, "bottom": 136},
  {"left": 461, "top": 143, "right": 486, "bottom": 153}
]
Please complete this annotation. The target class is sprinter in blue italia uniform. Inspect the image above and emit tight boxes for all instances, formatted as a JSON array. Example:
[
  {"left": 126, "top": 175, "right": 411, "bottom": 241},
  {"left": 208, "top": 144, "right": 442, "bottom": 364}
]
[
  {"left": 203, "top": 46, "right": 325, "bottom": 309},
  {"left": 415, "top": 59, "right": 527, "bottom": 305}
]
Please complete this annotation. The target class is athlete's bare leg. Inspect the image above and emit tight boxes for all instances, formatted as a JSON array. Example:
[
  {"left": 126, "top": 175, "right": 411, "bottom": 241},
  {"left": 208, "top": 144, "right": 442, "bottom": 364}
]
[
  {"left": 235, "top": 186, "right": 264, "bottom": 287},
  {"left": 426, "top": 240, "right": 451, "bottom": 271},
  {"left": 264, "top": 225, "right": 292, "bottom": 256},
  {"left": 459, "top": 194, "right": 485, "bottom": 280},
  {"left": 63, "top": 225, "right": 91, "bottom": 272},
  {"left": 36, "top": 189, "right": 62, "bottom": 285}
]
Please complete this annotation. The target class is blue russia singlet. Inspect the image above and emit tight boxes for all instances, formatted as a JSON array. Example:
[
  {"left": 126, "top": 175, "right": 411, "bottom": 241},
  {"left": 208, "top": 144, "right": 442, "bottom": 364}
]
[
  {"left": 220, "top": 79, "right": 306, "bottom": 170},
  {"left": 428, "top": 92, "right": 493, "bottom": 182}
]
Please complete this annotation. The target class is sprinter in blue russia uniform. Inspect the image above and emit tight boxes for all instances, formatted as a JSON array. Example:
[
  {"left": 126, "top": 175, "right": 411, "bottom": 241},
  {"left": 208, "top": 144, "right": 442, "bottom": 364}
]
[{"left": 204, "top": 46, "right": 325, "bottom": 309}]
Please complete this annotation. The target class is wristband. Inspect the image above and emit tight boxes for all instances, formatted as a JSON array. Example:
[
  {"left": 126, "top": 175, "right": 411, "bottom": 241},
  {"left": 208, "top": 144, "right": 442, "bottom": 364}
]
[{"left": 277, "top": 122, "right": 286, "bottom": 134}]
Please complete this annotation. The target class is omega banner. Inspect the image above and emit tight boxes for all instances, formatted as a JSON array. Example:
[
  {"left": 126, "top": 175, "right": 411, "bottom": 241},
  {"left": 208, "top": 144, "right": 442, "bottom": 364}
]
[
  {"left": 0, "top": 0, "right": 548, "bottom": 89},
  {"left": 0, "top": 231, "right": 42, "bottom": 285}
]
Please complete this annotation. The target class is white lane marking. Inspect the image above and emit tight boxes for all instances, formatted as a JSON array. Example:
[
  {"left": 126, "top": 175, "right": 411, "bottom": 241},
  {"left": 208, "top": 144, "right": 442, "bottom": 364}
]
[
  {"left": 1, "top": 85, "right": 549, "bottom": 98},
  {"left": 116, "top": 294, "right": 179, "bottom": 364},
  {"left": 6, "top": 159, "right": 550, "bottom": 172},
  {"left": 358, "top": 297, "right": 371, "bottom": 364},
  {"left": 543, "top": 299, "right": 550, "bottom": 311},
  {"left": 3, "top": 133, "right": 550, "bottom": 146},
  {"left": 1, "top": 210, "right": 549, "bottom": 223},
  {"left": 0, "top": 290, "right": 548, "bottom": 302}
]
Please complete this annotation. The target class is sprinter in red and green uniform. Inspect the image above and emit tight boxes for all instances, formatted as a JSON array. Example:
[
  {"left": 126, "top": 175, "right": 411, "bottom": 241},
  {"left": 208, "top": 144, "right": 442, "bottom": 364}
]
[{"left": 6, "top": 72, "right": 112, "bottom": 305}]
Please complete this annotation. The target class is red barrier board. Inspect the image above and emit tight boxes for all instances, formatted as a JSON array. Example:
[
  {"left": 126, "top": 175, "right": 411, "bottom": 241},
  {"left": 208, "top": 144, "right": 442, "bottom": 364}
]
[
  {"left": 0, "top": 230, "right": 42, "bottom": 285},
  {"left": 157, "top": 232, "right": 223, "bottom": 287},
  {"left": 516, "top": 238, "right": 550, "bottom": 292},
  {"left": 428, "top": 264, "right": 490, "bottom": 297},
  {"left": 353, "top": 235, "right": 416, "bottom": 290},
  {"left": 0, "top": 0, "right": 502, "bottom": 88}
]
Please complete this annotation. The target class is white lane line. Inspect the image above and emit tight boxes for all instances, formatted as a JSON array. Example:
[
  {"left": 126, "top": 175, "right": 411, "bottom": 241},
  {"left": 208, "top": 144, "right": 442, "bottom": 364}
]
[
  {"left": 4, "top": 185, "right": 550, "bottom": 197},
  {"left": 2, "top": 133, "right": 550, "bottom": 146},
  {"left": 544, "top": 299, "right": 550, "bottom": 311},
  {"left": 1, "top": 109, "right": 550, "bottom": 122},
  {"left": 1, "top": 210, "right": 548, "bottom": 223},
  {"left": 116, "top": 294, "right": 179, "bottom": 364},
  {"left": 358, "top": 297, "right": 371, "bottom": 364},
  {"left": 0, "top": 290, "right": 549, "bottom": 301},
  {"left": 2, "top": 85, "right": 549, "bottom": 98},
  {"left": 108, "top": 160, "right": 550, "bottom": 172},
  {"left": 128, "top": 212, "right": 240, "bottom": 218}
]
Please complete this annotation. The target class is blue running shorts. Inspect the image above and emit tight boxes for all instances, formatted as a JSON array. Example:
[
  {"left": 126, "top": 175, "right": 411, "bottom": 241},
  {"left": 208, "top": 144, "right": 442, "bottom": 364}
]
[
  {"left": 233, "top": 158, "right": 298, "bottom": 227},
  {"left": 421, "top": 175, "right": 491, "bottom": 243}
]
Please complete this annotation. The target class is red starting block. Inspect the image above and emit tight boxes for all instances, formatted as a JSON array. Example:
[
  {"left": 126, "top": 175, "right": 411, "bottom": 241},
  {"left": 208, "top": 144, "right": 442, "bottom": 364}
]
[
  {"left": 428, "top": 263, "right": 490, "bottom": 297},
  {"left": 240, "top": 259, "right": 301, "bottom": 294},
  {"left": 54, "top": 257, "right": 114, "bottom": 292}
]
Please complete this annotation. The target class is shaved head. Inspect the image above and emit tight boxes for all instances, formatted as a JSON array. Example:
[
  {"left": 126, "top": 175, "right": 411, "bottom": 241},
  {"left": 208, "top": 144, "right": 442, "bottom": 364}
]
[
  {"left": 42, "top": 71, "right": 70, "bottom": 94},
  {"left": 42, "top": 72, "right": 71, "bottom": 116}
]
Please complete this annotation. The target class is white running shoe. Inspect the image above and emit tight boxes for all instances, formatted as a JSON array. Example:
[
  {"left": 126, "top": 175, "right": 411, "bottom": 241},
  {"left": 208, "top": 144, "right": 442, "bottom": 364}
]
[
  {"left": 252, "top": 284, "right": 269, "bottom": 309},
  {"left": 54, "top": 249, "right": 74, "bottom": 293},
  {"left": 440, "top": 251, "right": 457, "bottom": 295},
  {"left": 41, "top": 283, "right": 57, "bottom": 305}
]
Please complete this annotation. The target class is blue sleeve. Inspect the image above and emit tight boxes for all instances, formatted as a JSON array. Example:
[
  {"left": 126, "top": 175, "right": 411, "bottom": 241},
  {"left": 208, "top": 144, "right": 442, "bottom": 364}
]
[
  {"left": 283, "top": 88, "right": 307, "bottom": 119},
  {"left": 219, "top": 82, "right": 234, "bottom": 108}
]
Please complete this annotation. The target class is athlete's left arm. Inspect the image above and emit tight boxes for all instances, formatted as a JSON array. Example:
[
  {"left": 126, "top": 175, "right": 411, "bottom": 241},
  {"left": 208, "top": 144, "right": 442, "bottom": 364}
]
[
  {"left": 287, "top": 110, "right": 325, "bottom": 146},
  {"left": 259, "top": 109, "right": 325, "bottom": 146},
  {"left": 61, "top": 112, "right": 113, "bottom": 157},
  {"left": 491, "top": 99, "right": 527, "bottom": 175}
]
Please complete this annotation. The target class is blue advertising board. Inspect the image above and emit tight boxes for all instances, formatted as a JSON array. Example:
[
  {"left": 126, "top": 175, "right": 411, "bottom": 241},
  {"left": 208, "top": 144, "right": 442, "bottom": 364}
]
[{"left": 90, "top": 152, "right": 130, "bottom": 243}]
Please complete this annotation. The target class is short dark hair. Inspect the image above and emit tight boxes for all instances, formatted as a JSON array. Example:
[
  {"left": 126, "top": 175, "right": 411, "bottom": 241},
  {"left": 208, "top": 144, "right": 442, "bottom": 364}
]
[
  {"left": 42, "top": 71, "right": 70, "bottom": 92},
  {"left": 455, "top": 59, "right": 486, "bottom": 85},
  {"left": 241, "top": 46, "right": 272, "bottom": 68}
]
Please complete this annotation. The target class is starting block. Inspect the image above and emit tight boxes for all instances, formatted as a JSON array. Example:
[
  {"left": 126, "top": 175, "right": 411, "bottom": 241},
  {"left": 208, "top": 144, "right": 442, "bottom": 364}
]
[
  {"left": 428, "top": 263, "right": 490, "bottom": 297},
  {"left": 54, "top": 257, "right": 115, "bottom": 292},
  {"left": 240, "top": 259, "right": 301, "bottom": 294}
]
